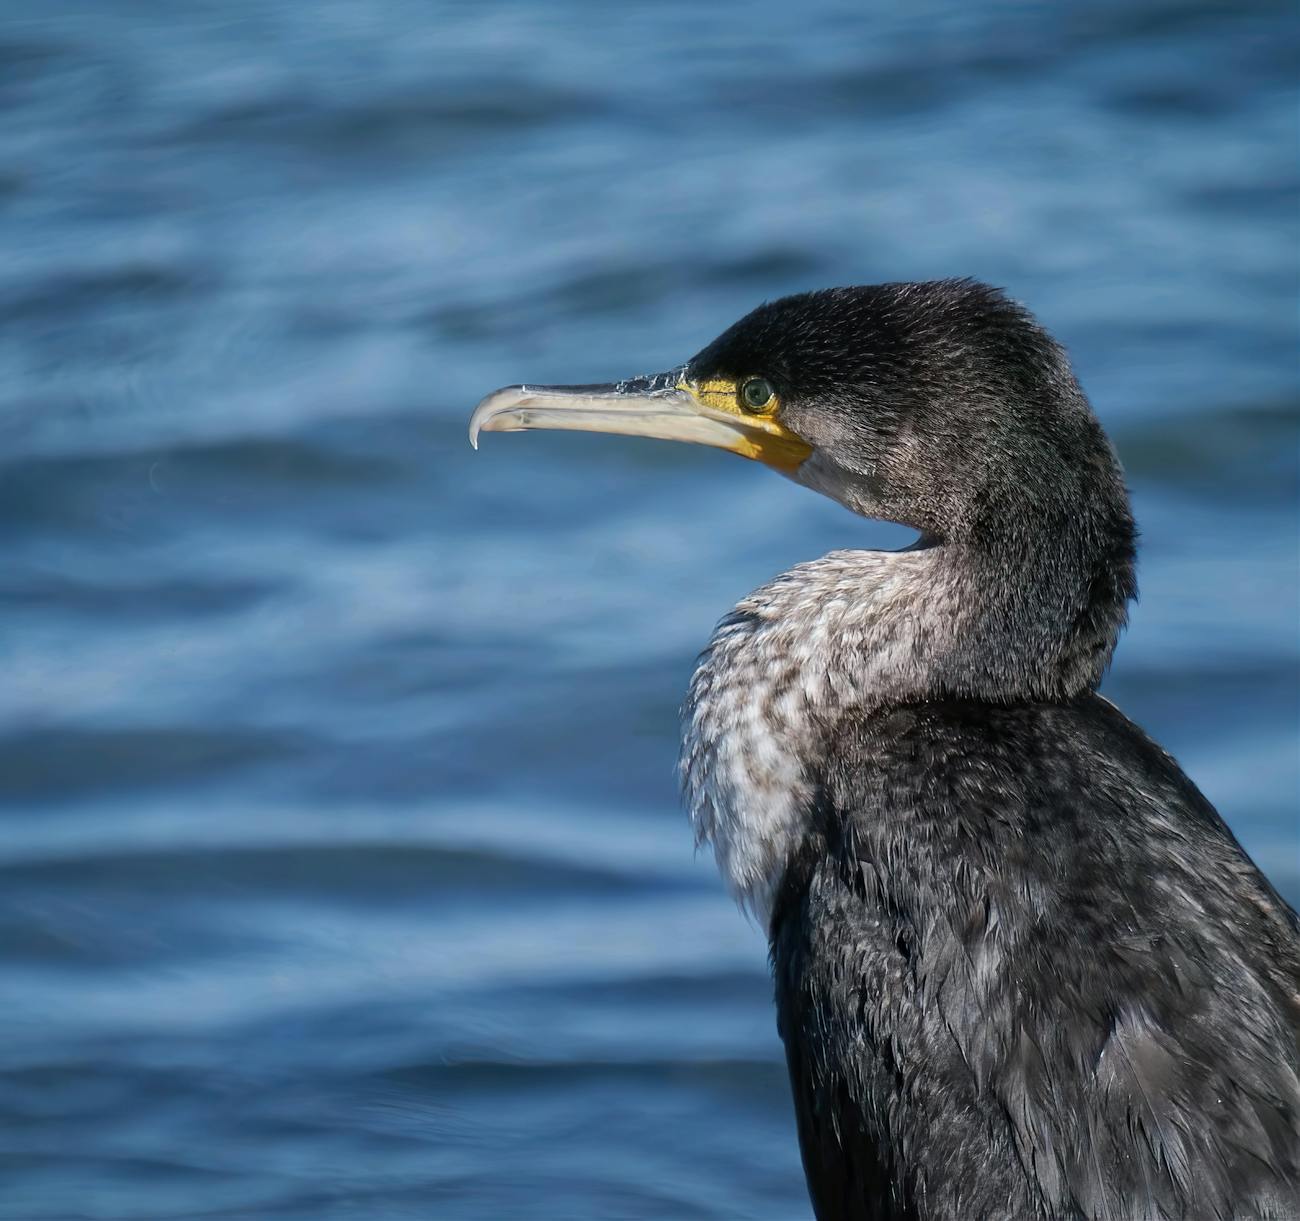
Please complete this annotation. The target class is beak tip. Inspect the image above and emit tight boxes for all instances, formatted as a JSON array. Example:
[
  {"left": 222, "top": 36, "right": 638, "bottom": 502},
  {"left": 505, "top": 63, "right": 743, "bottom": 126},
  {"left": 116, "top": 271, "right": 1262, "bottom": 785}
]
[{"left": 468, "top": 388, "right": 517, "bottom": 451}]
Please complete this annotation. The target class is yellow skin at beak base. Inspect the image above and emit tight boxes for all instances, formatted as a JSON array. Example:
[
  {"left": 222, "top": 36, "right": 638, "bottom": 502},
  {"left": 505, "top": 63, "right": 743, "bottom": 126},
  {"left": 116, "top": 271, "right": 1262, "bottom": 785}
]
[{"left": 677, "top": 377, "right": 811, "bottom": 472}]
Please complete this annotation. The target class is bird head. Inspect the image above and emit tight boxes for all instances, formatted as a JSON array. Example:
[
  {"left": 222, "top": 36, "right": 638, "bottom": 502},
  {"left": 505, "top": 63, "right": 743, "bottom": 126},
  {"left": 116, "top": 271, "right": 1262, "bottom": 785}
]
[{"left": 470, "top": 279, "right": 1131, "bottom": 557}]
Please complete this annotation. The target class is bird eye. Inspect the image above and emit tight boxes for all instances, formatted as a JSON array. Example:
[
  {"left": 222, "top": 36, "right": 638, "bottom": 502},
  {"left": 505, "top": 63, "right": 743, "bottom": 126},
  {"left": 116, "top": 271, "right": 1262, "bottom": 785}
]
[{"left": 739, "top": 378, "right": 775, "bottom": 413}]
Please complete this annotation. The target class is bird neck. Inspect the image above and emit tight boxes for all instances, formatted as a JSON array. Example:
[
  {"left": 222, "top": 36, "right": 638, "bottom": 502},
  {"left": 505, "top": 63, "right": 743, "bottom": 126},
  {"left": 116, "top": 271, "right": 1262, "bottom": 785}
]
[{"left": 680, "top": 537, "right": 1132, "bottom": 918}]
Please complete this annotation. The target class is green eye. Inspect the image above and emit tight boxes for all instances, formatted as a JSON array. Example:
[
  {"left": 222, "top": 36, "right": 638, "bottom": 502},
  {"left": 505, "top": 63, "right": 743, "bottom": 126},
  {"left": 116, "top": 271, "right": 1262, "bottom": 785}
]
[{"left": 739, "top": 378, "right": 776, "bottom": 413}]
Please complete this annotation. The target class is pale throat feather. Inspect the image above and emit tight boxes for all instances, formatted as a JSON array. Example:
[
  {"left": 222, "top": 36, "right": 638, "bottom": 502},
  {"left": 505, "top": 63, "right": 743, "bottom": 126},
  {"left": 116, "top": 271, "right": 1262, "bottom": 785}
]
[{"left": 679, "top": 547, "right": 956, "bottom": 922}]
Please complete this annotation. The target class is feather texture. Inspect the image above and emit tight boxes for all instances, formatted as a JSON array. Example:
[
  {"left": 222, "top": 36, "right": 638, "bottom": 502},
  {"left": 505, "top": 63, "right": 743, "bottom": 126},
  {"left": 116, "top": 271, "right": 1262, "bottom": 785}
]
[{"left": 770, "top": 698, "right": 1300, "bottom": 1220}]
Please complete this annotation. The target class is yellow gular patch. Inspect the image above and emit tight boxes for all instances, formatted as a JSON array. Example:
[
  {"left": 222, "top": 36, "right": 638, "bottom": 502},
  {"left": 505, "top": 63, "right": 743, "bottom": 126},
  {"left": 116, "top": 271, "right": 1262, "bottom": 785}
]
[
  {"left": 678, "top": 378, "right": 781, "bottom": 418},
  {"left": 676, "top": 377, "right": 810, "bottom": 472}
]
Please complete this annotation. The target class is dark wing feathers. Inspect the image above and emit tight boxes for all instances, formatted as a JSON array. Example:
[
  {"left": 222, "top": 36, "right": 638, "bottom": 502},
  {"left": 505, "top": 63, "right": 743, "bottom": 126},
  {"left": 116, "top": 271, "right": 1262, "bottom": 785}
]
[{"left": 770, "top": 694, "right": 1300, "bottom": 1221}]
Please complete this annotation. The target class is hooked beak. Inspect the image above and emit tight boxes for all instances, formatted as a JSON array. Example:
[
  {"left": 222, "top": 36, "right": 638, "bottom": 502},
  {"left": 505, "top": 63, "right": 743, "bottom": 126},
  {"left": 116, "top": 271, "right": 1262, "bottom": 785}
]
[{"left": 468, "top": 370, "right": 811, "bottom": 472}]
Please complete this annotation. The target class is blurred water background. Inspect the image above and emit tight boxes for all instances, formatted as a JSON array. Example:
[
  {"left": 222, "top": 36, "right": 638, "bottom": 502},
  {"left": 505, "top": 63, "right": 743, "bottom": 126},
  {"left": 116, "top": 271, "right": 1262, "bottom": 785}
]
[{"left": 1, "top": 1, "right": 1297, "bottom": 1218}]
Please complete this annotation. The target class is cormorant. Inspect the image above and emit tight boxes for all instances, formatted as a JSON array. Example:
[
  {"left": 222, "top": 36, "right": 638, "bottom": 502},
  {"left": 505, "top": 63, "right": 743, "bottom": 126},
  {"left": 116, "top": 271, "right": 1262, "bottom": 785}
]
[{"left": 469, "top": 280, "right": 1300, "bottom": 1220}]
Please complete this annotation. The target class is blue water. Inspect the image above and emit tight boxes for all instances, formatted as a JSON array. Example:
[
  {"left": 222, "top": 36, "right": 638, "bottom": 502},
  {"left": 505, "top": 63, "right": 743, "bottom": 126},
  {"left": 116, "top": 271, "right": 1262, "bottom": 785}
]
[{"left": 2, "top": 2, "right": 1297, "bottom": 1217}]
